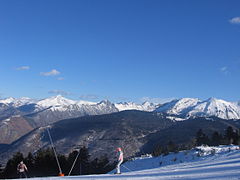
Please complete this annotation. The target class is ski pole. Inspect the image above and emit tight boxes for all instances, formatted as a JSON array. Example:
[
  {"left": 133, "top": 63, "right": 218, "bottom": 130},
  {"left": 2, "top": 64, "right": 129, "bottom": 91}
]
[{"left": 121, "top": 164, "right": 132, "bottom": 172}]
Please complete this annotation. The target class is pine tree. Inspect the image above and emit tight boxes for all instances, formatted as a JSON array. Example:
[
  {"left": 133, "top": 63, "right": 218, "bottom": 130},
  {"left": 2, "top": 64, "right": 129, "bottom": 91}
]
[
  {"left": 232, "top": 129, "right": 239, "bottom": 145},
  {"left": 67, "top": 150, "right": 80, "bottom": 175},
  {"left": 225, "top": 126, "right": 235, "bottom": 144},
  {"left": 196, "top": 129, "right": 209, "bottom": 146},
  {"left": 167, "top": 140, "right": 178, "bottom": 153},
  {"left": 67, "top": 146, "right": 90, "bottom": 175},
  {"left": 2, "top": 152, "right": 24, "bottom": 178},
  {"left": 24, "top": 152, "right": 35, "bottom": 177},
  {"left": 0, "top": 163, "right": 4, "bottom": 178},
  {"left": 152, "top": 144, "right": 163, "bottom": 157},
  {"left": 79, "top": 146, "right": 90, "bottom": 175},
  {"left": 211, "top": 131, "right": 222, "bottom": 146},
  {"left": 58, "top": 154, "right": 68, "bottom": 175},
  {"left": 90, "top": 155, "right": 111, "bottom": 174},
  {"left": 34, "top": 148, "right": 59, "bottom": 176}
]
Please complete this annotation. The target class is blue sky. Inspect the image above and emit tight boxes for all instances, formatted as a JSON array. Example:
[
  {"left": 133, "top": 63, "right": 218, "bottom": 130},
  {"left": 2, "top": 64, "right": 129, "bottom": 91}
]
[{"left": 0, "top": 0, "right": 239, "bottom": 103}]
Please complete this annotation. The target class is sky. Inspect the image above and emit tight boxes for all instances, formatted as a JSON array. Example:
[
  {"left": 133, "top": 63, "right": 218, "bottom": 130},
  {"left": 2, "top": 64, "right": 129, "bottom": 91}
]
[{"left": 0, "top": 0, "right": 240, "bottom": 103}]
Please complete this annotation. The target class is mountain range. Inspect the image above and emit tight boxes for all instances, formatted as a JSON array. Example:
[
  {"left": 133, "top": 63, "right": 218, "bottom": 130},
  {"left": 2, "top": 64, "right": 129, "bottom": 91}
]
[
  {"left": 0, "top": 95, "right": 240, "bottom": 166},
  {"left": 0, "top": 95, "right": 158, "bottom": 144},
  {"left": 1, "top": 95, "right": 240, "bottom": 121},
  {"left": 0, "top": 95, "right": 158, "bottom": 114},
  {"left": 0, "top": 95, "right": 239, "bottom": 144},
  {"left": 156, "top": 97, "right": 240, "bottom": 120}
]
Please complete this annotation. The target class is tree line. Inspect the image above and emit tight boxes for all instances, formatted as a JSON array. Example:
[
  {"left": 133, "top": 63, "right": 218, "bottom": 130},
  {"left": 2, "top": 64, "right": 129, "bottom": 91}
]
[
  {"left": 0, "top": 146, "right": 114, "bottom": 179},
  {"left": 195, "top": 126, "right": 239, "bottom": 146},
  {"left": 1, "top": 126, "right": 239, "bottom": 178},
  {"left": 152, "top": 126, "right": 240, "bottom": 157}
]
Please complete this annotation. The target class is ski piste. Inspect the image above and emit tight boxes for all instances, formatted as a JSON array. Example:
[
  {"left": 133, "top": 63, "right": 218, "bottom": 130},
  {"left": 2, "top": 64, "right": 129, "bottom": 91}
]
[{"left": 5, "top": 145, "right": 240, "bottom": 179}]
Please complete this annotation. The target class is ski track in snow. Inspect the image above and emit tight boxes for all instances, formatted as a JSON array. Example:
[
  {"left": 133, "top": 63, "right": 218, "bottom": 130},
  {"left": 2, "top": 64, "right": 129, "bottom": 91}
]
[{"left": 10, "top": 146, "right": 240, "bottom": 180}]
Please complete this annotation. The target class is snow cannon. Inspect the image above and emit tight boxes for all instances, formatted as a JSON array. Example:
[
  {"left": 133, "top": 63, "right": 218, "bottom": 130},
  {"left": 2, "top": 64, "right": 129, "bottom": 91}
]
[{"left": 58, "top": 173, "right": 64, "bottom": 176}]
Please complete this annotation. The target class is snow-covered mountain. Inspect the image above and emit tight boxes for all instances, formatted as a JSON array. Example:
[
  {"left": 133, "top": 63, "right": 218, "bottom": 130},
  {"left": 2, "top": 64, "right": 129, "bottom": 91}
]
[
  {"left": 36, "top": 95, "right": 158, "bottom": 112},
  {"left": 155, "top": 98, "right": 200, "bottom": 115},
  {"left": 37, "top": 95, "right": 76, "bottom": 107},
  {"left": 0, "top": 95, "right": 160, "bottom": 144},
  {"left": 0, "top": 96, "right": 119, "bottom": 144},
  {"left": 0, "top": 97, "right": 37, "bottom": 107},
  {"left": 1, "top": 96, "right": 240, "bottom": 121},
  {"left": 0, "top": 95, "right": 158, "bottom": 114},
  {"left": 155, "top": 97, "right": 240, "bottom": 120},
  {"left": 115, "top": 101, "right": 158, "bottom": 112}
]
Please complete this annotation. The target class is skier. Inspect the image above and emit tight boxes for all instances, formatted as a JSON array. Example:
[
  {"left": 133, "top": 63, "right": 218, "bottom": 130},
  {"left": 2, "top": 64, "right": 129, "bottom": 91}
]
[
  {"left": 115, "top": 147, "right": 123, "bottom": 174},
  {"left": 17, "top": 161, "right": 28, "bottom": 178}
]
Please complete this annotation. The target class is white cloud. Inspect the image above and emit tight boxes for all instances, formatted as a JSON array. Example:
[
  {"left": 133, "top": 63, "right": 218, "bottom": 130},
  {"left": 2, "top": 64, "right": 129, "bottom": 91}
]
[
  {"left": 40, "top": 69, "right": 60, "bottom": 76},
  {"left": 220, "top": 66, "right": 228, "bottom": 74},
  {"left": 16, "top": 66, "right": 30, "bottom": 70},
  {"left": 57, "top": 77, "right": 64, "bottom": 81},
  {"left": 140, "top": 97, "right": 175, "bottom": 104},
  {"left": 79, "top": 94, "right": 100, "bottom": 100},
  {"left": 48, "top": 90, "right": 71, "bottom": 96},
  {"left": 229, "top": 17, "right": 240, "bottom": 24},
  {"left": 116, "top": 96, "right": 132, "bottom": 102},
  {"left": 220, "top": 66, "right": 227, "bottom": 71}
]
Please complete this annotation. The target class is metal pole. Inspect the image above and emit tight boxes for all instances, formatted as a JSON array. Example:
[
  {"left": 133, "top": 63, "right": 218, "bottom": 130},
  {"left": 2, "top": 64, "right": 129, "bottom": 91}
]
[
  {"left": 68, "top": 149, "right": 81, "bottom": 176},
  {"left": 47, "top": 128, "right": 62, "bottom": 174}
]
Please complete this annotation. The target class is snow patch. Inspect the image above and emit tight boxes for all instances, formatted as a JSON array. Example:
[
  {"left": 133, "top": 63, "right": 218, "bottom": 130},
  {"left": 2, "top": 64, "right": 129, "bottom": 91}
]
[
  {"left": 166, "top": 116, "right": 186, "bottom": 121},
  {"left": 2, "top": 118, "right": 11, "bottom": 125},
  {"left": 115, "top": 102, "right": 158, "bottom": 112}
]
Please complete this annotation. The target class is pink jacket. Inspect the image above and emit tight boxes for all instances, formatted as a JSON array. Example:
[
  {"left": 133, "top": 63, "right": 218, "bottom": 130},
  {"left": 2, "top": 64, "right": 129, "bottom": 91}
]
[{"left": 118, "top": 150, "right": 123, "bottom": 161}]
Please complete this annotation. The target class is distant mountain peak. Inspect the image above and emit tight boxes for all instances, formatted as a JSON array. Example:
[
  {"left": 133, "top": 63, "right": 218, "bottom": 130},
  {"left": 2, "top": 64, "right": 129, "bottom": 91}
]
[
  {"left": 155, "top": 97, "right": 240, "bottom": 120},
  {"left": 142, "top": 101, "right": 154, "bottom": 106},
  {"left": 115, "top": 101, "right": 158, "bottom": 112},
  {"left": 97, "top": 100, "right": 114, "bottom": 106},
  {"left": 156, "top": 98, "right": 200, "bottom": 115},
  {"left": 50, "top": 94, "right": 66, "bottom": 99},
  {"left": 1, "top": 95, "right": 239, "bottom": 119},
  {"left": 207, "top": 97, "right": 216, "bottom": 101},
  {"left": 0, "top": 97, "right": 16, "bottom": 104},
  {"left": 37, "top": 95, "right": 76, "bottom": 107},
  {"left": 0, "top": 97, "right": 36, "bottom": 107},
  {"left": 100, "top": 99, "right": 111, "bottom": 103}
]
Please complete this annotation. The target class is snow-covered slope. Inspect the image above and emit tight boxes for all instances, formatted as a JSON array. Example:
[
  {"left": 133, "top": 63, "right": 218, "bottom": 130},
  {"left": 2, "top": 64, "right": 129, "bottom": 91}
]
[
  {"left": 156, "top": 98, "right": 240, "bottom": 120},
  {"left": 0, "top": 97, "right": 37, "bottom": 107},
  {"left": 9, "top": 145, "right": 240, "bottom": 179},
  {"left": 77, "top": 100, "right": 97, "bottom": 105},
  {"left": 121, "top": 145, "right": 240, "bottom": 173},
  {"left": 155, "top": 98, "right": 200, "bottom": 115},
  {"left": 115, "top": 101, "right": 158, "bottom": 112},
  {"left": 37, "top": 95, "right": 76, "bottom": 107},
  {"left": 187, "top": 98, "right": 240, "bottom": 119},
  {"left": 0, "top": 97, "right": 15, "bottom": 104}
]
